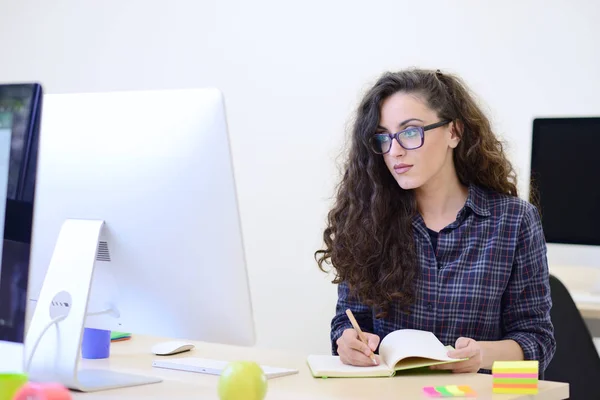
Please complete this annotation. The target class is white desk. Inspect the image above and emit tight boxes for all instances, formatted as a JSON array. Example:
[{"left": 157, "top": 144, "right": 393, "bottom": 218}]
[
  {"left": 69, "top": 335, "right": 569, "bottom": 399},
  {"left": 550, "top": 265, "right": 600, "bottom": 319}
]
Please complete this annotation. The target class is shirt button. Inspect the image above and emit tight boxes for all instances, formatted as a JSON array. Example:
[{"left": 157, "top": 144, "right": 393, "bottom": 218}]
[{"left": 427, "top": 303, "right": 433, "bottom": 310}]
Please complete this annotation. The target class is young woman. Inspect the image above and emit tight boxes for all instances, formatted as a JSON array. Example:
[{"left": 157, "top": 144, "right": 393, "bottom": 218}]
[{"left": 315, "top": 69, "right": 555, "bottom": 375}]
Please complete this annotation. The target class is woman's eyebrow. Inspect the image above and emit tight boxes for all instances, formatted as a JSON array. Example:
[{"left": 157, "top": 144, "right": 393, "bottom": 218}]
[{"left": 377, "top": 118, "right": 424, "bottom": 131}]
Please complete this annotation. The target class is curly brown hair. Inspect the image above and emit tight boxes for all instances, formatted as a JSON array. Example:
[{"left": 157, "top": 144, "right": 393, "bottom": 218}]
[{"left": 315, "top": 68, "right": 518, "bottom": 319}]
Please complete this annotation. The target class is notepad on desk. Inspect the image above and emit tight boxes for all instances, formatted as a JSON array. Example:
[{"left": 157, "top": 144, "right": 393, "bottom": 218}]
[
  {"left": 152, "top": 357, "right": 298, "bottom": 379},
  {"left": 307, "top": 329, "right": 464, "bottom": 378}
]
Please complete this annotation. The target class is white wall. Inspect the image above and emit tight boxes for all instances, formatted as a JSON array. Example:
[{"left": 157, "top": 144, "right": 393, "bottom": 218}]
[{"left": 2, "top": 0, "right": 600, "bottom": 355}]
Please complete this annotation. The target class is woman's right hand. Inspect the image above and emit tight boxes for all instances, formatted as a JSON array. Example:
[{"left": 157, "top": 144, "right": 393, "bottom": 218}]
[{"left": 336, "top": 328, "right": 381, "bottom": 366}]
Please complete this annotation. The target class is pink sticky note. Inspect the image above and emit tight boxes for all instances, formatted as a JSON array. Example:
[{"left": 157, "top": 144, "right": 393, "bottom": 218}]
[{"left": 423, "top": 386, "right": 442, "bottom": 397}]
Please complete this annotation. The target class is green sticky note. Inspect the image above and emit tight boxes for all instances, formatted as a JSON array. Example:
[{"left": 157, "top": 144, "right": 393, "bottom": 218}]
[
  {"left": 435, "top": 386, "right": 453, "bottom": 396},
  {"left": 110, "top": 331, "right": 131, "bottom": 340}
]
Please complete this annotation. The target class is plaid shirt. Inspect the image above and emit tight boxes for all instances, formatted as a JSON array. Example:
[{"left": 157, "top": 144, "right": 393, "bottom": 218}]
[{"left": 330, "top": 185, "right": 556, "bottom": 374}]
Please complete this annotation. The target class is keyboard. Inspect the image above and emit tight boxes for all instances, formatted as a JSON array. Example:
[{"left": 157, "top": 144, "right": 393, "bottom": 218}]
[{"left": 152, "top": 357, "right": 298, "bottom": 379}]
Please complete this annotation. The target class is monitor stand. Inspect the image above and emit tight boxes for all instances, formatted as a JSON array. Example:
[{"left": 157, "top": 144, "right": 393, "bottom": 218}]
[{"left": 24, "top": 219, "right": 161, "bottom": 392}]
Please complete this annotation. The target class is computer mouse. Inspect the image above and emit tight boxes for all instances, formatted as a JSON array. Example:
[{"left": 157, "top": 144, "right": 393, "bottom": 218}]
[{"left": 151, "top": 340, "right": 195, "bottom": 356}]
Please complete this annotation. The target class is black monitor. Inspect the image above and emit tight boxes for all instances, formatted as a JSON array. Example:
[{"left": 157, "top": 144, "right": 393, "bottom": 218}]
[
  {"left": 530, "top": 117, "right": 600, "bottom": 246},
  {"left": 0, "top": 83, "right": 42, "bottom": 344}
]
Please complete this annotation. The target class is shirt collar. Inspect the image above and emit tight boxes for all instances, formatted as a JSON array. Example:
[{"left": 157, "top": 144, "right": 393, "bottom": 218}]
[{"left": 463, "top": 184, "right": 491, "bottom": 218}]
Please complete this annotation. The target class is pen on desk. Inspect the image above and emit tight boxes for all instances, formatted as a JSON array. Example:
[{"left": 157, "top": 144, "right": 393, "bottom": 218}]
[{"left": 345, "top": 309, "right": 378, "bottom": 365}]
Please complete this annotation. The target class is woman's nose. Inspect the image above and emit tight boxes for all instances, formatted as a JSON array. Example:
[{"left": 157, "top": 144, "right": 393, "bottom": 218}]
[{"left": 388, "top": 137, "right": 406, "bottom": 157}]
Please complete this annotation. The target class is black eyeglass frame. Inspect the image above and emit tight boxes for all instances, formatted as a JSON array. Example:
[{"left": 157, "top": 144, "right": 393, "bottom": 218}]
[{"left": 369, "top": 119, "right": 452, "bottom": 154}]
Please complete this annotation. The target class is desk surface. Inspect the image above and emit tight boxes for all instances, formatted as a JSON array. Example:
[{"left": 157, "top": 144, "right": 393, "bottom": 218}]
[
  {"left": 70, "top": 335, "right": 569, "bottom": 400},
  {"left": 550, "top": 265, "right": 600, "bottom": 319}
]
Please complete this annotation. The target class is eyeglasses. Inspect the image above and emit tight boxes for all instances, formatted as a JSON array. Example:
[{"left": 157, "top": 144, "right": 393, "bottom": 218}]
[{"left": 369, "top": 119, "right": 452, "bottom": 154}]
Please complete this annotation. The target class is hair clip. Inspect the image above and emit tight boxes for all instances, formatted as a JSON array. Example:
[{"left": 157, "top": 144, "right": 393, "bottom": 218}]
[{"left": 435, "top": 69, "right": 443, "bottom": 77}]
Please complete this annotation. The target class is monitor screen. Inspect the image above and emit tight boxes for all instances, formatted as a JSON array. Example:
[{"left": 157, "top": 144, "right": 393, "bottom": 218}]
[
  {"left": 530, "top": 117, "right": 600, "bottom": 246},
  {"left": 0, "top": 83, "right": 42, "bottom": 343}
]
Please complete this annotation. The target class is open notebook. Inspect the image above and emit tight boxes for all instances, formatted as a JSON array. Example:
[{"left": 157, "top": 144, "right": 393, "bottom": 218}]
[
  {"left": 152, "top": 357, "right": 298, "bottom": 379},
  {"left": 307, "top": 329, "right": 464, "bottom": 378}
]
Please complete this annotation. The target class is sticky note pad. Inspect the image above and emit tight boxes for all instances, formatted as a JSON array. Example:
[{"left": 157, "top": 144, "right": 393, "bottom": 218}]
[
  {"left": 492, "top": 361, "right": 538, "bottom": 394},
  {"left": 110, "top": 331, "right": 131, "bottom": 342},
  {"left": 423, "top": 385, "right": 476, "bottom": 397},
  {"left": 457, "top": 386, "right": 476, "bottom": 395},
  {"left": 423, "top": 386, "right": 441, "bottom": 397}
]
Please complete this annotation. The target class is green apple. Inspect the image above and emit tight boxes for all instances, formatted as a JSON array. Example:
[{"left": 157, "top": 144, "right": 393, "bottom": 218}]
[
  {"left": 0, "top": 373, "right": 28, "bottom": 400},
  {"left": 218, "top": 361, "right": 268, "bottom": 400}
]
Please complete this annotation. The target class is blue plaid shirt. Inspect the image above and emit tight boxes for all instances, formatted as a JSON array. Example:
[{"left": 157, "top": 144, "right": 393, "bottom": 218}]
[{"left": 330, "top": 185, "right": 556, "bottom": 374}]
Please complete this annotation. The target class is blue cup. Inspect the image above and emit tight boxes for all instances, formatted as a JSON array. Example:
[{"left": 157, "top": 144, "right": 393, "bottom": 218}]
[{"left": 81, "top": 328, "right": 111, "bottom": 359}]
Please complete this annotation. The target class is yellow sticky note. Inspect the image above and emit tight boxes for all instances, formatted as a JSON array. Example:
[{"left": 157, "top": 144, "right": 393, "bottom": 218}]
[
  {"left": 493, "top": 361, "right": 539, "bottom": 371},
  {"left": 445, "top": 385, "right": 464, "bottom": 396}
]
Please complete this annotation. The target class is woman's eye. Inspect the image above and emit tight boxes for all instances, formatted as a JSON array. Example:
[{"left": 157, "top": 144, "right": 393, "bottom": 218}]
[{"left": 402, "top": 128, "right": 419, "bottom": 138}]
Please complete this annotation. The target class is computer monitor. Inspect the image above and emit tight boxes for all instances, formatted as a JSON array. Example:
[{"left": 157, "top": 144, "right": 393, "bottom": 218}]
[
  {"left": 0, "top": 83, "right": 43, "bottom": 373},
  {"left": 530, "top": 117, "right": 600, "bottom": 282},
  {"left": 25, "top": 88, "right": 255, "bottom": 391}
]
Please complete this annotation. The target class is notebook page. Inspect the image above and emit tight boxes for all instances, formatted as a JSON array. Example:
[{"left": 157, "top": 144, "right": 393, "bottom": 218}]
[
  {"left": 379, "top": 329, "right": 455, "bottom": 367},
  {"left": 306, "top": 355, "right": 392, "bottom": 377}
]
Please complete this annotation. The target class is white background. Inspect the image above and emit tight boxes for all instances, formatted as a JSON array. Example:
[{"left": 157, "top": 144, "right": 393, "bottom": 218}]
[{"left": 1, "top": 0, "right": 600, "bottom": 355}]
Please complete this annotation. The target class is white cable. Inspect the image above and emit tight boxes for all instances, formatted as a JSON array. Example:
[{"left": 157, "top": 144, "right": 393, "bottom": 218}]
[
  {"left": 25, "top": 315, "right": 66, "bottom": 373},
  {"left": 25, "top": 308, "right": 114, "bottom": 372}
]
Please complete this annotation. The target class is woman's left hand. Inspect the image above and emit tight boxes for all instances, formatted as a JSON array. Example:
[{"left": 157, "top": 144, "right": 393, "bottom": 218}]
[{"left": 430, "top": 337, "right": 483, "bottom": 373}]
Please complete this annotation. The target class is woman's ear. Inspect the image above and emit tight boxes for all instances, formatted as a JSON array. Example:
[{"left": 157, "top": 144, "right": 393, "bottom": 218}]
[{"left": 448, "top": 120, "right": 463, "bottom": 149}]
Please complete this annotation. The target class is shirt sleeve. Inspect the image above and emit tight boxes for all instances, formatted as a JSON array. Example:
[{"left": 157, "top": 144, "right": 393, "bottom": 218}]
[
  {"left": 330, "top": 281, "right": 374, "bottom": 355},
  {"left": 501, "top": 204, "right": 556, "bottom": 373}
]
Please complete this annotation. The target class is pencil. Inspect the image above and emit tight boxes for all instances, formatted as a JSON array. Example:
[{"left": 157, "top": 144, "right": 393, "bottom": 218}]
[{"left": 345, "top": 309, "right": 378, "bottom": 365}]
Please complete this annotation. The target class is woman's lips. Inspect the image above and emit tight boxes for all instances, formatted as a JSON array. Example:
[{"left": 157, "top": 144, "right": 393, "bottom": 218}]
[{"left": 394, "top": 163, "right": 413, "bottom": 174}]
